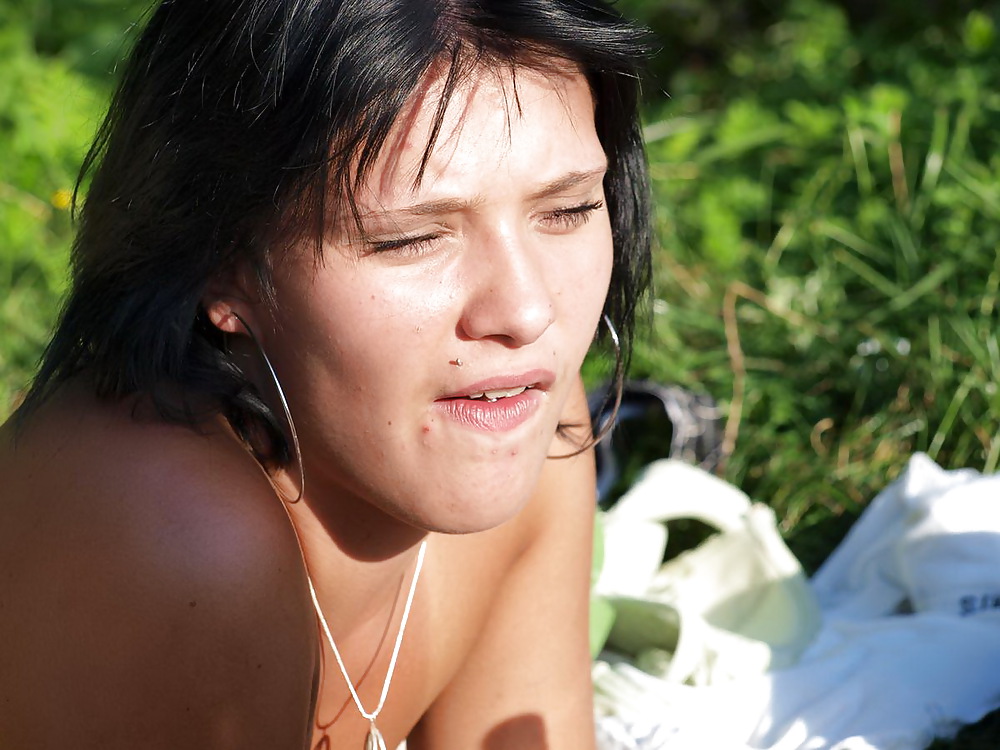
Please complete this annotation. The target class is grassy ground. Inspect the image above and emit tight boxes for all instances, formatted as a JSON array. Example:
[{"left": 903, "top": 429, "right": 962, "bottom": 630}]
[{"left": 3, "top": 0, "right": 1000, "bottom": 746}]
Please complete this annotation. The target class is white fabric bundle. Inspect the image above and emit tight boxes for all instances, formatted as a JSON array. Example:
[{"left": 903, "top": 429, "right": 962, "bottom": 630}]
[{"left": 594, "top": 454, "right": 1000, "bottom": 750}]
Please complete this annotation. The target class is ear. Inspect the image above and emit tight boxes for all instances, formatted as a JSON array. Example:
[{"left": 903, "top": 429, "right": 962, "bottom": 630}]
[
  {"left": 203, "top": 298, "right": 250, "bottom": 335},
  {"left": 202, "top": 270, "right": 260, "bottom": 336}
]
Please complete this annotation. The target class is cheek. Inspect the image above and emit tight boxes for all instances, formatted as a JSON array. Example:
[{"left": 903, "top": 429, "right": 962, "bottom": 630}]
[
  {"left": 555, "top": 226, "right": 614, "bottom": 317},
  {"left": 308, "top": 262, "right": 461, "bottom": 355}
]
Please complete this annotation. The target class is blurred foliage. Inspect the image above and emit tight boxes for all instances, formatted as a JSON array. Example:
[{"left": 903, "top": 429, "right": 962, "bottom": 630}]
[
  {"left": 0, "top": 0, "right": 147, "bottom": 410},
  {"left": 628, "top": 0, "right": 1000, "bottom": 527},
  {"left": 1, "top": 0, "right": 151, "bottom": 77},
  {"left": 2, "top": 0, "right": 1000, "bottom": 744}
]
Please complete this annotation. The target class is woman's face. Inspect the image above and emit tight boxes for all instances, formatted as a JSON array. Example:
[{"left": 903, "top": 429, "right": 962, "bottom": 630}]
[{"left": 253, "top": 65, "right": 613, "bottom": 534}]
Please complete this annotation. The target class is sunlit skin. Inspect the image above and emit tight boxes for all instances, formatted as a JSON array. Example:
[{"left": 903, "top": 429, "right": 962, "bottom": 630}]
[
  {"left": 215, "top": 67, "right": 612, "bottom": 745},
  {"left": 0, "top": 64, "right": 609, "bottom": 750},
  {"left": 218, "top": 66, "right": 611, "bottom": 535}
]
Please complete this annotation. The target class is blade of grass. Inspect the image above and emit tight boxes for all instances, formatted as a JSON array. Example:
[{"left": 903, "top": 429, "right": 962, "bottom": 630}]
[
  {"left": 765, "top": 222, "right": 797, "bottom": 269},
  {"left": 945, "top": 161, "right": 1000, "bottom": 220},
  {"left": 984, "top": 431, "right": 1000, "bottom": 474},
  {"left": 847, "top": 124, "right": 873, "bottom": 196},
  {"left": 929, "top": 315, "right": 942, "bottom": 367},
  {"left": 980, "top": 262, "right": 1000, "bottom": 317},
  {"left": 911, "top": 107, "right": 949, "bottom": 229},
  {"left": 816, "top": 219, "right": 892, "bottom": 263},
  {"left": 927, "top": 369, "right": 977, "bottom": 461},
  {"left": 887, "top": 261, "right": 956, "bottom": 312},
  {"left": 887, "top": 213, "right": 921, "bottom": 276},
  {"left": 695, "top": 124, "right": 792, "bottom": 166},
  {"left": 832, "top": 247, "right": 903, "bottom": 299},
  {"left": 950, "top": 317, "right": 991, "bottom": 371}
]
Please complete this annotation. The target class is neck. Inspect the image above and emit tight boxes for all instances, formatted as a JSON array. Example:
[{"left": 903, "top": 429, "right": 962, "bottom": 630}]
[{"left": 279, "top": 480, "right": 430, "bottom": 633}]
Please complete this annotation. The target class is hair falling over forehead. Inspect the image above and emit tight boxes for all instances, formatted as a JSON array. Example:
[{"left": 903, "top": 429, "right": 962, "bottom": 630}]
[{"left": 19, "top": 0, "right": 654, "bottom": 465}]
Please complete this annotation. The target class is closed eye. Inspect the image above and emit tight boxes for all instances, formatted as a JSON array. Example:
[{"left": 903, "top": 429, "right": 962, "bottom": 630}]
[
  {"left": 366, "top": 199, "right": 604, "bottom": 253},
  {"left": 540, "top": 199, "right": 604, "bottom": 231},
  {"left": 368, "top": 233, "right": 441, "bottom": 255}
]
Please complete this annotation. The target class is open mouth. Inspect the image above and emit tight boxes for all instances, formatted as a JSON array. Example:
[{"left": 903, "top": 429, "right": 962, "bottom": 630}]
[
  {"left": 435, "top": 378, "right": 547, "bottom": 432},
  {"left": 463, "top": 386, "right": 533, "bottom": 403},
  {"left": 436, "top": 369, "right": 554, "bottom": 414}
]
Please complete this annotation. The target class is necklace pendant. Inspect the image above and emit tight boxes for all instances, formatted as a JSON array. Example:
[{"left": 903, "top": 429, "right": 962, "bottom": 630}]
[{"left": 365, "top": 723, "right": 387, "bottom": 750}]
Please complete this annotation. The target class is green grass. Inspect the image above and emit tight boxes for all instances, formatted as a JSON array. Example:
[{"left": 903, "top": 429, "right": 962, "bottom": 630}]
[
  {"left": 629, "top": 0, "right": 1000, "bottom": 540},
  {"left": 0, "top": 0, "right": 149, "bottom": 411},
  {"left": 611, "top": 2, "right": 1000, "bottom": 744},
  {"left": 3, "top": 0, "right": 1000, "bottom": 745}
]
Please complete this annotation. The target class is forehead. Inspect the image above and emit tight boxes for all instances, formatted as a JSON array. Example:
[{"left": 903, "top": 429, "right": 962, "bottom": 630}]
[{"left": 360, "top": 64, "right": 603, "bottom": 208}]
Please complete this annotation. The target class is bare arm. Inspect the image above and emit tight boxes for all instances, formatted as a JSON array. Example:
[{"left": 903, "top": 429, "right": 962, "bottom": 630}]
[{"left": 409, "top": 378, "right": 597, "bottom": 750}]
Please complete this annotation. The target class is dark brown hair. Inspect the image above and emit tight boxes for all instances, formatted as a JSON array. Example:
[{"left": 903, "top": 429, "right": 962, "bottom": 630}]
[{"left": 20, "top": 0, "right": 653, "bottom": 464}]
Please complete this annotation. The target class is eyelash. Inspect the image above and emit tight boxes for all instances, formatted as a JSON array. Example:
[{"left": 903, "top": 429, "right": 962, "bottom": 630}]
[
  {"left": 541, "top": 199, "right": 604, "bottom": 230},
  {"left": 370, "top": 235, "right": 438, "bottom": 254},
  {"left": 368, "top": 199, "right": 605, "bottom": 254}
]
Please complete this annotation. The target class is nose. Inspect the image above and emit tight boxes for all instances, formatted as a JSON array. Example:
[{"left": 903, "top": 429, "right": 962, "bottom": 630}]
[{"left": 457, "top": 223, "right": 555, "bottom": 347}]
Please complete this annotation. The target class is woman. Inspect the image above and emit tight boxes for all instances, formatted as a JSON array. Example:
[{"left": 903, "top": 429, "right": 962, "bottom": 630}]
[{"left": 0, "top": 1, "right": 650, "bottom": 747}]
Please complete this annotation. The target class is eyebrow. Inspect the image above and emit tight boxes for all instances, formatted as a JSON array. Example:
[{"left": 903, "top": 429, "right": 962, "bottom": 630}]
[
  {"left": 360, "top": 165, "right": 608, "bottom": 221},
  {"left": 526, "top": 166, "right": 608, "bottom": 201}
]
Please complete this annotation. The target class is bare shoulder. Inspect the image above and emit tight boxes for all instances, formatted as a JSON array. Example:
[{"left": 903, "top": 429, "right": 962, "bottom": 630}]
[{"left": 0, "top": 389, "right": 316, "bottom": 749}]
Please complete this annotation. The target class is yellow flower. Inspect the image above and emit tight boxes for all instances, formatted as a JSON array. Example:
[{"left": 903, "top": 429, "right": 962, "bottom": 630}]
[{"left": 51, "top": 189, "right": 73, "bottom": 211}]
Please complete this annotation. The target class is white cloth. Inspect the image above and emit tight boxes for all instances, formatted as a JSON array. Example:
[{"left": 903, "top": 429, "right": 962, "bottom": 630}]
[
  {"left": 810, "top": 452, "right": 983, "bottom": 619},
  {"left": 594, "top": 454, "right": 1000, "bottom": 750},
  {"left": 596, "top": 460, "right": 821, "bottom": 686},
  {"left": 747, "top": 612, "right": 1000, "bottom": 749}
]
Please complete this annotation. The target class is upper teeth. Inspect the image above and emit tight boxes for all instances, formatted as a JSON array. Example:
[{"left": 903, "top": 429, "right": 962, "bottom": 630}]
[{"left": 468, "top": 386, "right": 529, "bottom": 402}]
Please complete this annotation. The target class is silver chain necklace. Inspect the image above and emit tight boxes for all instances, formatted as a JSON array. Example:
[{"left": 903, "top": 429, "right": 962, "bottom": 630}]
[{"left": 307, "top": 539, "right": 428, "bottom": 750}]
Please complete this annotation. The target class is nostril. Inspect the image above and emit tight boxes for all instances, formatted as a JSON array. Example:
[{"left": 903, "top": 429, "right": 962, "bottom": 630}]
[
  {"left": 456, "top": 225, "right": 557, "bottom": 345},
  {"left": 458, "top": 277, "right": 555, "bottom": 345}
]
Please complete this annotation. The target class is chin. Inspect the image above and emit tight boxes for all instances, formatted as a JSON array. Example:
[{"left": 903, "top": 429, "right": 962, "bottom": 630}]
[{"left": 399, "top": 473, "right": 540, "bottom": 536}]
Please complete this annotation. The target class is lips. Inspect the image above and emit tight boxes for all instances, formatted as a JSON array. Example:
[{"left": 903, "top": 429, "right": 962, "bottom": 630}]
[
  {"left": 434, "top": 369, "right": 554, "bottom": 432},
  {"left": 439, "top": 369, "right": 556, "bottom": 401}
]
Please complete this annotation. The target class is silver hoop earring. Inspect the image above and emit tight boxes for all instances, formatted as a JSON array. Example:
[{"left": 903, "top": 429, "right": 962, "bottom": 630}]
[
  {"left": 550, "top": 313, "right": 625, "bottom": 460},
  {"left": 595, "top": 314, "right": 625, "bottom": 445},
  {"left": 231, "top": 312, "right": 305, "bottom": 504}
]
